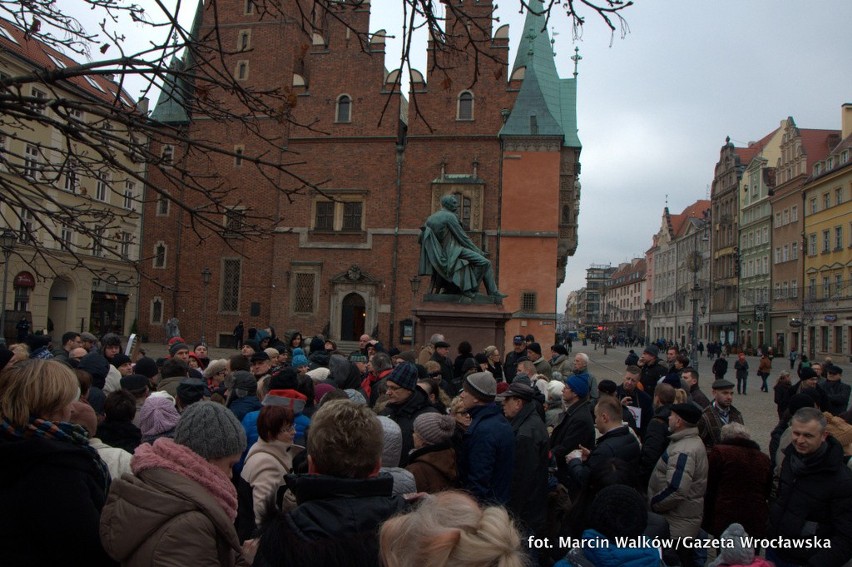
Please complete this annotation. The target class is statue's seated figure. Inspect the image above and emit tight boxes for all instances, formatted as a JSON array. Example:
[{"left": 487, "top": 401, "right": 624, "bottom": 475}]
[{"left": 418, "top": 194, "right": 506, "bottom": 300}]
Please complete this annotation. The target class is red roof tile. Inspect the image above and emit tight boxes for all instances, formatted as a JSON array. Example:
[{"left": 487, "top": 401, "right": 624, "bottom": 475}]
[
  {"left": 0, "top": 17, "right": 135, "bottom": 107},
  {"left": 670, "top": 200, "right": 710, "bottom": 237}
]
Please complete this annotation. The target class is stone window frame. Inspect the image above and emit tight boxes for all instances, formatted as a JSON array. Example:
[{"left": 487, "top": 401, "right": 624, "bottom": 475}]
[
  {"left": 150, "top": 296, "right": 164, "bottom": 325},
  {"left": 153, "top": 241, "right": 167, "bottom": 269},
  {"left": 310, "top": 190, "right": 367, "bottom": 233},
  {"left": 336, "top": 94, "right": 352, "bottom": 123},
  {"left": 457, "top": 91, "right": 474, "bottom": 121},
  {"left": 289, "top": 262, "right": 322, "bottom": 316},
  {"left": 220, "top": 258, "right": 242, "bottom": 314}
]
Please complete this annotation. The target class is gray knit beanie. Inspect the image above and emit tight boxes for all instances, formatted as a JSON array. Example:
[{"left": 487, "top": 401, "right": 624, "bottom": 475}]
[
  {"left": 710, "top": 523, "right": 754, "bottom": 567},
  {"left": 414, "top": 413, "right": 455, "bottom": 445},
  {"left": 174, "top": 401, "right": 247, "bottom": 461}
]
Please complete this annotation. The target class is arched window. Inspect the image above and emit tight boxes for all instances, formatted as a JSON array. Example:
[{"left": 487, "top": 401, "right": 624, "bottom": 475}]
[
  {"left": 336, "top": 95, "right": 351, "bottom": 123},
  {"left": 457, "top": 91, "right": 474, "bottom": 121}
]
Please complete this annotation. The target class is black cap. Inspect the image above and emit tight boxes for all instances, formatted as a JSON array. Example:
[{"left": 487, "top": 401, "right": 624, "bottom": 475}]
[
  {"left": 670, "top": 403, "right": 702, "bottom": 425},
  {"left": 513, "top": 335, "right": 525, "bottom": 344},
  {"left": 250, "top": 352, "right": 270, "bottom": 363},
  {"left": 434, "top": 341, "right": 451, "bottom": 348},
  {"left": 120, "top": 374, "right": 149, "bottom": 392},
  {"left": 111, "top": 353, "right": 131, "bottom": 368},
  {"left": 497, "top": 382, "right": 536, "bottom": 402},
  {"left": 177, "top": 377, "right": 206, "bottom": 405},
  {"left": 527, "top": 342, "right": 542, "bottom": 355}
]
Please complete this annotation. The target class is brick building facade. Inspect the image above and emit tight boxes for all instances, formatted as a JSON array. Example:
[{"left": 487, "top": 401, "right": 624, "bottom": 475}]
[{"left": 138, "top": 0, "right": 581, "bottom": 351}]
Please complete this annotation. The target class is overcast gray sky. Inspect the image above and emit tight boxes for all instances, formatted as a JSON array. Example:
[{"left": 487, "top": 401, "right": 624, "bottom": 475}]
[
  {"left": 64, "top": 0, "right": 852, "bottom": 314},
  {"left": 373, "top": 0, "right": 852, "bottom": 311}
]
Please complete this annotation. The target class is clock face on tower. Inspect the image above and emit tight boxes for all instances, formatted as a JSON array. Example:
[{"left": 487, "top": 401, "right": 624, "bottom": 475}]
[{"left": 687, "top": 251, "right": 702, "bottom": 273}]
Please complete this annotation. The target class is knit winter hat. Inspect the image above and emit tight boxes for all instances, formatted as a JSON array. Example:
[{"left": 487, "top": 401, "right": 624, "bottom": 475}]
[
  {"left": 138, "top": 396, "right": 181, "bottom": 438},
  {"left": 566, "top": 375, "right": 590, "bottom": 398},
  {"left": 643, "top": 344, "right": 659, "bottom": 358},
  {"left": 111, "top": 353, "right": 131, "bottom": 368},
  {"left": 133, "top": 357, "right": 159, "bottom": 379},
  {"left": 463, "top": 371, "right": 496, "bottom": 401},
  {"left": 169, "top": 342, "right": 190, "bottom": 356},
  {"left": 711, "top": 523, "right": 754, "bottom": 566},
  {"left": 314, "top": 383, "right": 336, "bottom": 404},
  {"left": 414, "top": 413, "right": 455, "bottom": 445},
  {"left": 526, "top": 342, "right": 542, "bottom": 355},
  {"left": 388, "top": 362, "right": 419, "bottom": 391},
  {"left": 291, "top": 351, "right": 309, "bottom": 368},
  {"left": 589, "top": 485, "right": 648, "bottom": 539},
  {"left": 231, "top": 371, "right": 257, "bottom": 396},
  {"left": 545, "top": 380, "right": 566, "bottom": 403},
  {"left": 174, "top": 401, "right": 247, "bottom": 461}
]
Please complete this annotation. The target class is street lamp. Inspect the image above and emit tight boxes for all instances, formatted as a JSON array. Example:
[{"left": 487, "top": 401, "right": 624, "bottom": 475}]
[
  {"left": 409, "top": 276, "right": 421, "bottom": 347},
  {"left": 200, "top": 267, "right": 211, "bottom": 345},
  {"left": 644, "top": 299, "right": 652, "bottom": 345},
  {"left": 690, "top": 284, "right": 702, "bottom": 370},
  {"left": 0, "top": 229, "right": 16, "bottom": 346}
]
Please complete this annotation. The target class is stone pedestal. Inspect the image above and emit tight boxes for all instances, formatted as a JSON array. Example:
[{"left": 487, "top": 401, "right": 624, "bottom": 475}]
[{"left": 414, "top": 296, "right": 512, "bottom": 355}]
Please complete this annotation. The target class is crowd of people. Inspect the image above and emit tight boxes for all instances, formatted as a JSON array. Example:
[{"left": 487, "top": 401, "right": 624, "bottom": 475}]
[{"left": 1, "top": 327, "right": 851, "bottom": 567}]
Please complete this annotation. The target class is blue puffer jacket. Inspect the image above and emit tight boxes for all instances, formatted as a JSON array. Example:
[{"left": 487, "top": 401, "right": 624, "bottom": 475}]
[{"left": 458, "top": 402, "right": 515, "bottom": 505}]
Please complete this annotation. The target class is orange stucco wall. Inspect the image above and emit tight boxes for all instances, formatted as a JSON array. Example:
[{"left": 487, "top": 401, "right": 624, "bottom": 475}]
[{"left": 498, "top": 149, "right": 562, "bottom": 348}]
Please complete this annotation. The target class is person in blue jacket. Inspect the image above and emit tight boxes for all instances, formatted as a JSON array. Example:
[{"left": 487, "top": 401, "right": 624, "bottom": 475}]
[{"left": 457, "top": 371, "right": 515, "bottom": 505}]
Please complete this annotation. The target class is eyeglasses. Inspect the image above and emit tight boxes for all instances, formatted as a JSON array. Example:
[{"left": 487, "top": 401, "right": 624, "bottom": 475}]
[{"left": 386, "top": 384, "right": 402, "bottom": 392}]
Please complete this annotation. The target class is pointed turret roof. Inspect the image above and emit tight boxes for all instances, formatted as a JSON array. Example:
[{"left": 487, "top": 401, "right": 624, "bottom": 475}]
[
  {"left": 150, "top": 56, "right": 190, "bottom": 124},
  {"left": 150, "top": 0, "right": 204, "bottom": 125},
  {"left": 500, "top": 0, "right": 581, "bottom": 148}
]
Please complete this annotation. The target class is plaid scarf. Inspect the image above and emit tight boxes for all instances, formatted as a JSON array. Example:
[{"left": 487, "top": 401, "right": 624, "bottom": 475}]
[{"left": 0, "top": 415, "right": 110, "bottom": 491}]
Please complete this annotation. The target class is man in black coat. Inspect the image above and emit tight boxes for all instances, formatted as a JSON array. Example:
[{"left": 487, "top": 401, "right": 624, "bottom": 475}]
[
  {"left": 550, "top": 375, "right": 595, "bottom": 488},
  {"left": 638, "top": 383, "right": 675, "bottom": 491},
  {"left": 616, "top": 365, "right": 654, "bottom": 440},
  {"left": 638, "top": 345, "right": 667, "bottom": 397},
  {"left": 712, "top": 353, "right": 728, "bottom": 381},
  {"left": 503, "top": 335, "right": 528, "bottom": 383},
  {"left": 564, "top": 394, "right": 641, "bottom": 493},
  {"left": 767, "top": 407, "right": 852, "bottom": 567},
  {"left": 500, "top": 382, "right": 549, "bottom": 545},
  {"left": 379, "top": 362, "right": 439, "bottom": 466},
  {"left": 823, "top": 365, "right": 851, "bottom": 417}
]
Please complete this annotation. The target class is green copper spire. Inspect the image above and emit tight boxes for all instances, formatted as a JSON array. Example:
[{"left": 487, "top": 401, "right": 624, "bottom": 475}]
[{"left": 501, "top": 0, "right": 581, "bottom": 148}]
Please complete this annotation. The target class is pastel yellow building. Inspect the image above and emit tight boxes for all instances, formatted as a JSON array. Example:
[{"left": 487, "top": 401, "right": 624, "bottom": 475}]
[
  {"left": 0, "top": 19, "right": 144, "bottom": 342},
  {"left": 801, "top": 104, "right": 852, "bottom": 359}
]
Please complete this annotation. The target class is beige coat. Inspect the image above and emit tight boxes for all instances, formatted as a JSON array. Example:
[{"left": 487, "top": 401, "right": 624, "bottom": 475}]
[
  {"left": 100, "top": 468, "right": 248, "bottom": 566},
  {"left": 240, "top": 439, "right": 295, "bottom": 526},
  {"left": 648, "top": 426, "right": 708, "bottom": 538}
]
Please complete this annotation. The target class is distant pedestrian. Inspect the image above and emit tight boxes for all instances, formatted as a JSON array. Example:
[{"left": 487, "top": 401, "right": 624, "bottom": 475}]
[
  {"left": 758, "top": 353, "right": 772, "bottom": 393},
  {"left": 788, "top": 348, "right": 798, "bottom": 370},
  {"left": 233, "top": 321, "right": 244, "bottom": 349},
  {"left": 773, "top": 371, "right": 793, "bottom": 419},
  {"left": 713, "top": 353, "right": 728, "bottom": 381},
  {"left": 734, "top": 352, "right": 749, "bottom": 395},
  {"left": 15, "top": 316, "right": 30, "bottom": 342}
]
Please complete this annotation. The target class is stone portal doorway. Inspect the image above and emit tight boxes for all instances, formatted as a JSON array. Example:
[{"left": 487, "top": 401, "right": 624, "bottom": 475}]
[{"left": 340, "top": 292, "right": 366, "bottom": 341}]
